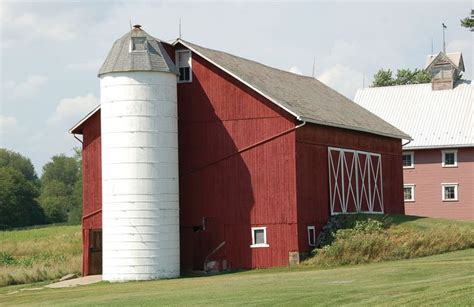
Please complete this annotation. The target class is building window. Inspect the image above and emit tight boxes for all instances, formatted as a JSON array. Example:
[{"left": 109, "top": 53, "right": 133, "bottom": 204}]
[
  {"left": 176, "top": 50, "right": 192, "bottom": 83},
  {"left": 432, "top": 64, "right": 451, "bottom": 80},
  {"left": 307, "top": 226, "right": 316, "bottom": 246},
  {"left": 442, "top": 150, "right": 458, "bottom": 167},
  {"left": 442, "top": 183, "right": 458, "bottom": 202},
  {"left": 402, "top": 152, "right": 414, "bottom": 168},
  {"left": 130, "top": 37, "right": 147, "bottom": 52},
  {"left": 250, "top": 227, "right": 269, "bottom": 248},
  {"left": 403, "top": 184, "right": 415, "bottom": 202}
]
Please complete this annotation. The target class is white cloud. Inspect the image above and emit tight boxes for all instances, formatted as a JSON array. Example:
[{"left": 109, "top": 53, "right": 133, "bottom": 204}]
[
  {"left": 49, "top": 93, "right": 99, "bottom": 125},
  {"left": 288, "top": 66, "right": 303, "bottom": 75},
  {"left": 4, "top": 75, "right": 48, "bottom": 99},
  {"left": 1, "top": 5, "right": 79, "bottom": 47},
  {"left": 0, "top": 115, "right": 18, "bottom": 136},
  {"left": 317, "top": 64, "right": 364, "bottom": 99},
  {"left": 66, "top": 59, "right": 103, "bottom": 71}
]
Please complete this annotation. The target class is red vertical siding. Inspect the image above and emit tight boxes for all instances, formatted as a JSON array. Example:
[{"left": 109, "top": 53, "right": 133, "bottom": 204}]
[
  {"left": 295, "top": 124, "right": 404, "bottom": 253},
  {"left": 80, "top": 111, "right": 102, "bottom": 276},
  {"left": 177, "top": 46, "right": 299, "bottom": 270},
  {"left": 404, "top": 147, "right": 474, "bottom": 220}
]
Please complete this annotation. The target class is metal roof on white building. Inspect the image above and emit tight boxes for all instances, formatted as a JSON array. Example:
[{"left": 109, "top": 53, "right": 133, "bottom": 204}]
[{"left": 354, "top": 81, "right": 473, "bottom": 149}]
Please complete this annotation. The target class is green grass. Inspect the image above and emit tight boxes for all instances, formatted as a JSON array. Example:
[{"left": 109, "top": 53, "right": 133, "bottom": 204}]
[
  {"left": 0, "top": 249, "right": 472, "bottom": 306},
  {"left": 305, "top": 215, "right": 474, "bottom": 267},
  {"left": 0, "top": 215, "right": 472, "bottom": 290},
  {"left": 0, "top": 225, "right": 81, "bottom": 286}
]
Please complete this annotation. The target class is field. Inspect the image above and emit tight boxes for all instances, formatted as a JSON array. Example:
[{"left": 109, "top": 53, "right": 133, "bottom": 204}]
[
  {"left": 1, "top": 249, "right": 473, "bottom": 306},
  {"left": 0, "top": 225, "right": 81, "bottom": 286}
]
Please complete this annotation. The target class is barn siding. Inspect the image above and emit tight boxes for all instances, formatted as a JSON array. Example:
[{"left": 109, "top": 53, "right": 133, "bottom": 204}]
[
  {"left": 177, "top": 47, "right": 299, "bottom": 270},
  {"left": 81, "top": 111, "right": 102, "bottom": 276},
  {"left": 404, "top": 147, "right": 474, "bottom": 220},
  {"left": 295, "top": 124, "right": 404, "bottom": 253}
]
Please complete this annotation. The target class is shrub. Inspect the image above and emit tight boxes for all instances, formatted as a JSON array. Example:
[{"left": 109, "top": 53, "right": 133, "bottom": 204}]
[{"left": 305, "top": 215, "right": 474, "bottom": 267}]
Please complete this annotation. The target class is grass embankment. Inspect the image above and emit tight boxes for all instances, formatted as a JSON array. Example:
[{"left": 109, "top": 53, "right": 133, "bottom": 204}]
[
  {"left": 0, "top": 215, "right": 472, "bottom": 288},
  {"left": 1, "top": 249, "right": 473, "bottom": 306},
  {"left": 304, "top": 214, "right": 474, "bottom": 267},
  {"left": 0, "top": 225, "right": 81, "bottom": 286}
]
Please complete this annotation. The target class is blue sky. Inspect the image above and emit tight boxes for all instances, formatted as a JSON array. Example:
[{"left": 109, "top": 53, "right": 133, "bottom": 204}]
[{"left": 0, "top": 0, "right": 471, "bottom": 173}]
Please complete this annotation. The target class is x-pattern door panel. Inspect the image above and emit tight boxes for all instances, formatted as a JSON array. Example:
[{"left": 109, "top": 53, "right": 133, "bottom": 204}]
[{"left": 328, "top": 147, "right": 384, "bottom": 215}]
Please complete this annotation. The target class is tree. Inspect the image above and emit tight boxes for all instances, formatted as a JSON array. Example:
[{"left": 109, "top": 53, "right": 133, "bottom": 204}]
[
  {"left": 0, "top": 149, "right": 45, "bottom": 229},
  {"left": 372, "top": 69, "right": 395, "bottom": 87},
  {"left": 460, "top": 10, "right": 474, "bottom": 31},
  {"left": 413, "top": 69, "right": 431, "bottom": 84},
  {"left": 0, "top": 149, "right": 38, "bottom": 182},
  {"left": 39, "top": 154, "right": 80, "bottom": 223},
  {"left": 41, "top": 155, "right": 79, "bottom": 188},
  {"left": 372, "top": 68, "right": 431, "bottom": 87},
  {"left": 68, "top": 148, "right": 83, "bottom": 224}
]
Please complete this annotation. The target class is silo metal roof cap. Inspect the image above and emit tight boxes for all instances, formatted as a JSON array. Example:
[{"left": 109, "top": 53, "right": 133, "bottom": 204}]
[{"left": 98, "top": 26, "right": 179, "bottom": 76}]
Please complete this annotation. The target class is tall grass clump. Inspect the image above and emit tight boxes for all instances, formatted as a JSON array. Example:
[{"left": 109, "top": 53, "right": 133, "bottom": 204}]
[
  {"left": 304, "top": 215, "right": 474, "bottom": 267},
  {"left": 0, "top": 224, "right": 81, "bottom": 286}
]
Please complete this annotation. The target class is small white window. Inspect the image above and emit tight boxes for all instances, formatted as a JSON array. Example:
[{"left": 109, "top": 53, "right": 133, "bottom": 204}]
[
  {"left": 307, "top": 226, "right": 316, "bottom": 246},
  {"left": 250, "top": 227, "right": 269, "bottom": 248},
  {"left": 402, "top": 152, "right": 414, "bottom": 168},
  {"left": 130, "top": 37, "right": 147, "bottom": 52},
  {"left": 176, "top": 50, "right": 192, "bottom": 83},
  {"left": 442, "top": 183, "right": 458, "bottom": 202},
  {"left": 403, "top": 184, "right": 415, "bottom": 202},
  {"left": 442, "top": 150, "right": 458, "bottom": 167}
]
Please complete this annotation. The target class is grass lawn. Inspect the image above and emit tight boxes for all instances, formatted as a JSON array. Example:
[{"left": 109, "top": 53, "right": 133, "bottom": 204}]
[{"left": 0, "top": 249, "right": 473, "bottom": 306}]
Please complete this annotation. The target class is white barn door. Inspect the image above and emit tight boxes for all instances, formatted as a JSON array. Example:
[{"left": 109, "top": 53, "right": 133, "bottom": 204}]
[{"left": 328, "top": 147, "right": 384, "bottom": 215}]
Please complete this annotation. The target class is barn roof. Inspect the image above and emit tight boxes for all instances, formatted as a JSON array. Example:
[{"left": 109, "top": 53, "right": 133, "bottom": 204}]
[
  {"left": 98, "top": 26, "right": 178, "bottom": 76},
  {"left": 354, "top": 81, "right": 473, "bottom": 149},
  {"left": 425, "top": 52, "right": 465, "bottom": 72},
  {"left": 174, "top": 39, "right": 410, "bottom": 140},
  {"left": 72, "top": 37, "right": 410, "bottom": 140}
]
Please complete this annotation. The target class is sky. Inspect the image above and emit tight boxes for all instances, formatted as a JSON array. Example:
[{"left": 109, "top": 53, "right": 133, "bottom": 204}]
[{"left": 0, "top": 0, "right": 471, "bottom": 174}]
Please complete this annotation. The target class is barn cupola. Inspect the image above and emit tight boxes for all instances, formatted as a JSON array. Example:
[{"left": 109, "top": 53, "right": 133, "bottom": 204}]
[
  {"left": 425, "top": 52, "right": 465, "bottom": 90},
  {"left": 98, "top": 26, "right": 180, "bottom": 282}
]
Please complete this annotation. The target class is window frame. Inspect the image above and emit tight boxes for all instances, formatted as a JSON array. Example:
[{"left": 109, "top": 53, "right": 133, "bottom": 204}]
[
  {"left": 175, "top": 49, "right": 192, "bottom": 83},
  {"left": 441, "top": 183, "right": 459, "bottom": 202},
  {"left": 403, "top": 184, "right": 415, "bottom": 202},
  {"left": 442, "top": 149, "right": 458, "bottom": 168},
  {"left": 402, "top": 151, "right": 414, "bottom": 169},
  {"left": 250, "top": 227, "right": 269, "bottom": 248},
  {"left": 307, "top": 226, "right": 316, "bottom": 247},
  {"left": 129, "top": 37, "right": 148, "bottom": 53}
]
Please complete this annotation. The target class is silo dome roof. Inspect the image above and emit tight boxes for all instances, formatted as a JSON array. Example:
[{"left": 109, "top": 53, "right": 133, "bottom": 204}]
[{"left": 98, "top": 25, "right": 178, "bottom": 76}]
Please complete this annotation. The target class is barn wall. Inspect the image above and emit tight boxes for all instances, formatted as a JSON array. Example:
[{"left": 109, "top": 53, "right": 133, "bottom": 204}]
[
  {"left": 81, "top": 111, "right": 102, "bottom": 276},
  {"left": 177, "top": 46, "right": 299, "bottom": 270},
  {"left": 295, "top": 124, "right": 404, "bottom": 252},
  {"left": 404, "top": 147, "right": 474, "bottom": 220}
]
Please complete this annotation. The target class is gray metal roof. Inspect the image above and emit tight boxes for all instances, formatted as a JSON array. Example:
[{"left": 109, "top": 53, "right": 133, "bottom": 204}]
[
  {"left": 175, "top": 39, "right": 410, "bottom": 140},
  {"left": 354, "top": 81, "right": 473, "bottom": 149},
  {"left": 98, "top": 27, "right": 178, "bottom": 76}
]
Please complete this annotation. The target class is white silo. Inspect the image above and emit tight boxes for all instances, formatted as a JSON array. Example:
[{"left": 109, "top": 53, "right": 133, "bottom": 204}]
[{"left": 98, "top": 25, "right": 180, "bottom": 281}]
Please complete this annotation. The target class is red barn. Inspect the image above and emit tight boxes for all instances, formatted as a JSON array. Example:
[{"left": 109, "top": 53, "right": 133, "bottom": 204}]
[{"left": 70, "top": 27, "right": 408, "bottom": 277}]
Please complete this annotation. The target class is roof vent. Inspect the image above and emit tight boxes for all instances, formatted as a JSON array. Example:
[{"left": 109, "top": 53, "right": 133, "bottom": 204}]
[{"left": 133, "top": 24, "right": 142, "bottom": 29}]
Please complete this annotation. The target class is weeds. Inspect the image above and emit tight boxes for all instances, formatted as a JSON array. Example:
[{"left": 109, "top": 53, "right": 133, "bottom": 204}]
[
  {"left": 305, "top": 215, "right": 474, "bottom": 267},
  {"left": 0, "top": 225, "right": 81, "bottom": 286}
]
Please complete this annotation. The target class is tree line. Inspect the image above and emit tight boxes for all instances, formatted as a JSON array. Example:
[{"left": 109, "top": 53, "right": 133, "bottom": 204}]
[{"left": 0, "top": 148, "right": 82, "bottom": 230}]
